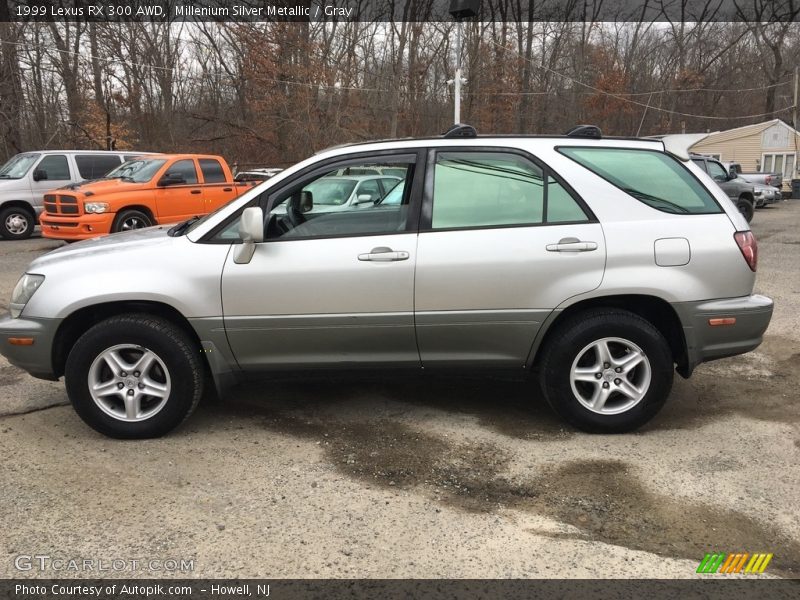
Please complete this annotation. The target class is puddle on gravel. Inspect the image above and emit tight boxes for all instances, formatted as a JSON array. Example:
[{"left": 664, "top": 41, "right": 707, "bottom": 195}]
[
  {"left": 230, "top": 375, "right": 568, "bottom": 441},
  {"left": 219, "top": 399, "right": 800, "bottom": 576}
]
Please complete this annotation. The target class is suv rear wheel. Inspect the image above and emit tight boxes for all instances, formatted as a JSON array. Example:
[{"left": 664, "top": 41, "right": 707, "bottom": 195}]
[
  {"left": 539, "top": 309, "right": 673, "bottom": 433},
  {"left": 65, "top": 314, "right": 203, "bottom": 438},
  {"left": 0, "top": 205, "right": 35, "bottom": 240}
]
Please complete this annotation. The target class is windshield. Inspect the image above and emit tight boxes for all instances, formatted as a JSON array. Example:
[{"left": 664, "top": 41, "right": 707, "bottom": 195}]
[
  {"left": 105, "top": 158, "right": 167, "bottom": 183},
  {"left": 0, "top": 153, "right": 40, "bottom": 179},
  {"left": 303, "top": 178, "right": 357, "bottom": 206}
]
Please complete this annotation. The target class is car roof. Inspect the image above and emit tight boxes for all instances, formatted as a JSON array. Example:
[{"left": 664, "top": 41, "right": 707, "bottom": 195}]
[
  {"left": 315, "top": 136, "right": 666, "bottom": 162},
  {"left": 18, "top": 150, "right": 158, "bottom": 156}
]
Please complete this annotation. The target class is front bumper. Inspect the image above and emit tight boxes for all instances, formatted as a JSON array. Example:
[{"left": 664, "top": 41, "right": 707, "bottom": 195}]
[
  {"left": 0, "top": 313, "right": 61, "bottom": 380},
  {"left": 40, "top": 212, "right": 115, "bottom": 240},
  {"left": 673, "top": 294, "right": 773, "bottom": 377}
]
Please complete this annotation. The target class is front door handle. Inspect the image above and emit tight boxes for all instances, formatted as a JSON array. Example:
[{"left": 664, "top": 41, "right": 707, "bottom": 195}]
[
  {"left": 546, "top": 237, "right": 598, "bottom": 252},
  {"left": 190, "top": 190, "right": 201, "bottom": 195},
  {"left": 358, "top": 246, "right": 410, "bottom": 262}
]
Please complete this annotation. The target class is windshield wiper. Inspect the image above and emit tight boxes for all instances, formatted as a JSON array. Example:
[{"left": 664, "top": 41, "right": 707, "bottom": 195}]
[
  {"left": 622, "top": 188, "right": 690, "bottom": 214},
  {"left": 168, "top": 216, "right": 201, "bottom": 237}
]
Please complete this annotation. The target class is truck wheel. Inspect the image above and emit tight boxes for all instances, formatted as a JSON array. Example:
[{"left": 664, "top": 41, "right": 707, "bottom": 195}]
[
  {"left": 737, "top": 197, "right": 754, "bottom": 222},
  {"left": 539, "top": 309, "right": 673, "bottom": 433},
  {"left": 65, "top": 314, "right": 204, "bottom": 439},
  {"left": 112, "top": 209, "right": 152, "bottom": 233},
  {"left": 0, "top": 206, "right": 35, "bottom": 240}
]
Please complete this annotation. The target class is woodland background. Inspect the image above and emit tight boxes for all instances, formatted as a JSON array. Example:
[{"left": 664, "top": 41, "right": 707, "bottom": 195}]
[{"left": 2, "top": 1, "right": 800, "bottom": 166}]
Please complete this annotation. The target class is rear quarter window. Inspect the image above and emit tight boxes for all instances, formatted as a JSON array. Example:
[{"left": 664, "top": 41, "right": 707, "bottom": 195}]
[
  {"left": 75, "top": 154, "right": 123, "bottom": 179},
  {"left": 559, "top": 147, "right": 722, "bottom": 215}
]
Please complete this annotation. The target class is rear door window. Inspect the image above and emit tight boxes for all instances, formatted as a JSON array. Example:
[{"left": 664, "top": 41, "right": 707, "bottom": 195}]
[
  {"left": 199, "top": 159, "right": 227, "bottom": 184},
  {"left": 75, "top": 155, "right": 123, "bottom": 179},
  {"left": 560, "top": 147, "right": 721, "bottom": 214}
]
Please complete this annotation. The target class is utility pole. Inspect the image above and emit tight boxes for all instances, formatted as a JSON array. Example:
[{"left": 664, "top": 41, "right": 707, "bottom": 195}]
[
  {"left": 448, "top": 1, "right": 479, "bottom": 125},
  {"left": 453, "top": 20, "right": 463, "bottom": 124},
  {"left": 793, "top": 66, "right": 798, "bottom": 135}
]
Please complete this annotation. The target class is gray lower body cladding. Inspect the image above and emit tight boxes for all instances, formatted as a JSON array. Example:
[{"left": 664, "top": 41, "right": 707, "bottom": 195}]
[{"left": 672, "top": 294, "right": 773, "bottom": 376}]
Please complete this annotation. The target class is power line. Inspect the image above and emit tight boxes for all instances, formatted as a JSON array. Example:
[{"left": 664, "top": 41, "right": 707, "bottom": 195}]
[{"left": 489, "top": 40, "right": 794, "bottom": 121}]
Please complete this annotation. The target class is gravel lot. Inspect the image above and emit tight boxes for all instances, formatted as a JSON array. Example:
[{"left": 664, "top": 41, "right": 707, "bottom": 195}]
[{"left": 1, "top": 204, "right": 798, "bottom": 580}]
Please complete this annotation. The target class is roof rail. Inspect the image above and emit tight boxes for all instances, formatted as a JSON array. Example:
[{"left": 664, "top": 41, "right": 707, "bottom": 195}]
[
  {"left": 565, "top": 125, "right": 602, "bottom": 139},
  {"left": 442, "top": 123, "right": 478, "bottom": 138}
]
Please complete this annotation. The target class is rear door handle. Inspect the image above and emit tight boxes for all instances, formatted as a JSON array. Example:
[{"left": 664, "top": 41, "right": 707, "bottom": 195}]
[
  {"left": 223, "top": 187, "right": 233, "bottom": 192},
  {"left": 546, "top": 237, "right": 598, "bottom": 252},
  {"left": 190, "top": 190, "right": 201, "bottom": 195},
  {"left": 358, "top": 246, "right": 410, "bottom": 262}
]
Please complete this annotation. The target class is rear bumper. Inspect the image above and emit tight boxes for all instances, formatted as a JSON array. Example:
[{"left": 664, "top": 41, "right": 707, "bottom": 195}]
[
  {"left": 41, "top": 213, "right": 115, "bottom": 240},
  {"left": 673, "top": 294, "right": 773, "bottom": 377},
  {"left": 0, "top": 313, "right": 60, "bottom": 380}
]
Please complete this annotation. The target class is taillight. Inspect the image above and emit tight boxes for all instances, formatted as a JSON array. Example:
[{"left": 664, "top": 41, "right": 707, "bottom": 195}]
[{"left": 734, "top": 231, "right": 758, "bottom": 271}]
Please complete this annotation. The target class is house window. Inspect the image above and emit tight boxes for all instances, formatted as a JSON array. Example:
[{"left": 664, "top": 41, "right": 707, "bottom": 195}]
[{"left": 762, "top": 153, "right": 796, "bottom": 179}]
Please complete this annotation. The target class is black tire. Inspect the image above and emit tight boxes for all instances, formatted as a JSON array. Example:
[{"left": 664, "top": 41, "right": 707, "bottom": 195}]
[
  {"left": 0, "top": 205, "right": 35, "bottom": 240},
  {"left": 539, "top": 309, "right": 673, "bottom": 433},
  {"left": 737, "top": 196, "right": 754, "bottom": 222},
  {"left": 65, "top": 314, "right": 203, "bottom": 439},
  {"left": 112, "top": 209, "right": 152, "bottom": 233}
]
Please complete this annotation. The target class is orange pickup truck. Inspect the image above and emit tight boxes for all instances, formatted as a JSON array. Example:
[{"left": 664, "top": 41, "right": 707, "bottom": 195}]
[{"left": 41, "top": 154, "right": 255, "bottom": 241}]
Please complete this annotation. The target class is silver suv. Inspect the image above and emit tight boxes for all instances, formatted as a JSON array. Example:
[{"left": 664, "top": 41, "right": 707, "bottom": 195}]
[{"left": 0, "top": 127, "right": 773, "bottom": 438}]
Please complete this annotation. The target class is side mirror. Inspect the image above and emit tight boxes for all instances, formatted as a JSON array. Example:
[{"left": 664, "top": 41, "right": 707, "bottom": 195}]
[
  {"left": 158, "top": 173, "right": 186, "bottom": 186},
  {"left": 32, "top": 169, "right": 47, "bottom": 182},
  {"left": 355, "top": 194, "right": 373, "bottom": 205},
  {"left": 299, "top": 190, "right": 313, "bottom": 213},
  {"left": 233, "top": 207, "right": 264, "bottom": 265}
]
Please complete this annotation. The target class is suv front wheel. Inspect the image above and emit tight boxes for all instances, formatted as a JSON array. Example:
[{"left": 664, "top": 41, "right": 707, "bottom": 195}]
[
  {"left": 539, "top": 309, "right": 673, "bottom": 433},
  {"left": 65, "top": 314, "right": 203, "bottom": 438}
]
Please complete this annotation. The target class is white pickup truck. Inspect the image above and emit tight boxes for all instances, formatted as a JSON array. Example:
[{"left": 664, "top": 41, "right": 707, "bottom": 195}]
[{"left": 724, "top": 162, "right": 783, "bottom": 190}]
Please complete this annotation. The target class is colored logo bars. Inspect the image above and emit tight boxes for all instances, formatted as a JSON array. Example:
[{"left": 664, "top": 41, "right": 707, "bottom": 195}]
[{"left": 696, "top": 552, "right": 773, "bottom": 574}]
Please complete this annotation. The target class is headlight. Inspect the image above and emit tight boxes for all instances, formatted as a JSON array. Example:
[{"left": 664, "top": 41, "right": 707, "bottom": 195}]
[
  {"left": 9, "top": 274, "right": 45, "bottom": 318},
  {"left": 84, "top": 202, "right": 109, "bottom": 214}
]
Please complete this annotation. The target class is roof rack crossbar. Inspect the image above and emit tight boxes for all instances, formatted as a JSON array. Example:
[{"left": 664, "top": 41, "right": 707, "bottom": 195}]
[
  {"left": 565, "top": 125, "right": 602, "bottom": 139},
  {"left": 442, "top": 123, "right": 478, "bottom": 138}
]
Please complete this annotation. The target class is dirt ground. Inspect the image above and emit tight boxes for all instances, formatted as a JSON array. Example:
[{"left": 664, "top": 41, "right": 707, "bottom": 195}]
[{"left": 1, "top": 203, "right": 798, "bottom": 579}]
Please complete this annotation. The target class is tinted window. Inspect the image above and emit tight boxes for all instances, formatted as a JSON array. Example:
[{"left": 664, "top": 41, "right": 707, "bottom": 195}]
[
  {"left": 75, "top": 155, "right": 123, "bottom": 180},
  {"left": 547, "top": 179, "right": 589, "bottom": 222},
  {"left": 432, "top": 152, "right": 544, "bottom": 229},
  {"left": 253, "top": 157, "right": 416, "bottom": 241},
  {"left": 561, "top": 147, "right": 721, "bottom": 214},
  {"left": 199, "top": 159, "right": 227, "bottom": 183},
  {"left": 36, "top": 155, "right": 70, "bottom": 181},
  {"left": 166, "top": 159, "right": 198, "bottom": 184}
]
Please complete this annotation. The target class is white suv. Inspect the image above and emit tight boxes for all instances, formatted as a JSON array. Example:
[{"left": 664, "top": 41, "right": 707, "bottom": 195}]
[{"left": 0, "top": 126, "right": 773, "bottom": 438}]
